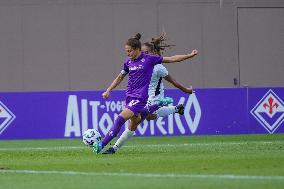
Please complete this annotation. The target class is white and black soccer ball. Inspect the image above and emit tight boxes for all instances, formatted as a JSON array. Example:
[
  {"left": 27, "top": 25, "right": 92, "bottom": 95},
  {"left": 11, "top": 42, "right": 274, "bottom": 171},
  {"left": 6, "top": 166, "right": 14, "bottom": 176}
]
[{"left": 82, "top": 129, "right": 102, "bottom": 147}]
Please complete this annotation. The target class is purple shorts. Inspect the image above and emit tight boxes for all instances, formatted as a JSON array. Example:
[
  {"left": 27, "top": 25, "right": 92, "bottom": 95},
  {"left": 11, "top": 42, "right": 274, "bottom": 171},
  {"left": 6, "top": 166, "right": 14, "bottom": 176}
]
[{"left": 125, "top": 96, "right": 147, "bottom": 117}]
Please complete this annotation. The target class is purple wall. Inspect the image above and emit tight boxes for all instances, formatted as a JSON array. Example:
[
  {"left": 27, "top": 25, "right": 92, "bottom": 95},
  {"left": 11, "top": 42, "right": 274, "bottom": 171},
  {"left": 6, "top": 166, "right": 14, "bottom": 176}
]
[{"left": 0, "top": 87, "right": 284, "bottom": 139}]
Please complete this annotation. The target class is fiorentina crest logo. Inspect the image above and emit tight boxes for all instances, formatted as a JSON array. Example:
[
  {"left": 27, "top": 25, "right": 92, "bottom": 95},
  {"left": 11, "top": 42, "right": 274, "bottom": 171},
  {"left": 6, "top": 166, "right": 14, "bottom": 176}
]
[
  {"left": 0, "top": 101, "right": 16, "bottom": 135},
  {"left": 250, "top": 90, "right": 284, "bottom": 133}
]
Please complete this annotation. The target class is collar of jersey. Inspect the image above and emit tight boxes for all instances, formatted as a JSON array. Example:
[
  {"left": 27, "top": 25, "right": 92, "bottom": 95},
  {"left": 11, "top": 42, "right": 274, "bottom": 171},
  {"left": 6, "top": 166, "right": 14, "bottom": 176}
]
[{"left": 131, "top": 52, "right": 144, "bottom": 61}]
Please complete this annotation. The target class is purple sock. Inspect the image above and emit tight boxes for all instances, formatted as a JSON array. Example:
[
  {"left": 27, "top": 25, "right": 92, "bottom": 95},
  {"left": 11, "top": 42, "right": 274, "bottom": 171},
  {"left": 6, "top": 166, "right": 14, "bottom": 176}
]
[{"left": 102, "top": 115, "right": 126, "bottom": 148}]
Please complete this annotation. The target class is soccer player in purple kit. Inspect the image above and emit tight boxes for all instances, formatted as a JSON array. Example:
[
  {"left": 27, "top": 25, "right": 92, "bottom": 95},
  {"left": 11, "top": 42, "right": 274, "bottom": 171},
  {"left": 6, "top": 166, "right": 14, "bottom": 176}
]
[
  {"left": 102, "top": 33, "right": 198, "bottom": 154},
  {"left": 93, "top": 33, "right": 198, "bottom": 154}
]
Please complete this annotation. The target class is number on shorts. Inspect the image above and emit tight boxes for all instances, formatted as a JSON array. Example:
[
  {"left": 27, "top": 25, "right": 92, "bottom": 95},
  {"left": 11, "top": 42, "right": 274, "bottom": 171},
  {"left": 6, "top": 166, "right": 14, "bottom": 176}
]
[{"left": 128, "top": 99, "right": 140, "bottom": 107}]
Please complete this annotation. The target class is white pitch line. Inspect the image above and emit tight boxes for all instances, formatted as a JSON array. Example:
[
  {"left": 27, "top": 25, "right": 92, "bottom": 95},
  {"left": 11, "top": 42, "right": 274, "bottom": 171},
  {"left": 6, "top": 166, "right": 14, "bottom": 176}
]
[
  {"left": 0, "top": 169, "right": 284, "bottom": 181},
  {"left": 0, "top": 141, "right": 283, "bottom": 151}
]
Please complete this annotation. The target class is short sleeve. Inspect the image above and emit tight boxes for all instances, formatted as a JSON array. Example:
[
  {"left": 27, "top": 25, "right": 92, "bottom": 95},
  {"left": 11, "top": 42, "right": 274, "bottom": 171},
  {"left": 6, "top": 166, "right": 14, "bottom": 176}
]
[
  {"left": 151, "top": 55, "right": 163, "bottom": 66},
  {"left": 156, "top": 64, "right": 168, "bottom": 78}
]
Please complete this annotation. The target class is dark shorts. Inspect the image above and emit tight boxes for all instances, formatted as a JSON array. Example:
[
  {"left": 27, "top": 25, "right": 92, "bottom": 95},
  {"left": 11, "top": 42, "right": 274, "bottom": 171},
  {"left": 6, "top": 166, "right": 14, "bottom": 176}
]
[{"left": 125, "top": 96, "right": 147, "bottom": 117}]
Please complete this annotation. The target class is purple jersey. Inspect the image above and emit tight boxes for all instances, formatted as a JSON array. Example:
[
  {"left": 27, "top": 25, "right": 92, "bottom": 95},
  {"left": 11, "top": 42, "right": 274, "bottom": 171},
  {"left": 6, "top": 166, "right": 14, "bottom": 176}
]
[{"left": 121, "top": 53, "right": 163, "bottom": 101}]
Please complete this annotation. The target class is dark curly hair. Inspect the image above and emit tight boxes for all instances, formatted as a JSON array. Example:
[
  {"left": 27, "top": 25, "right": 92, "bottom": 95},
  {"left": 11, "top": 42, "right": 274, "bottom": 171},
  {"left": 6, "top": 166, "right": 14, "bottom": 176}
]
[{"left": 143, "top": 33, "right": 175, "bottom": 55}]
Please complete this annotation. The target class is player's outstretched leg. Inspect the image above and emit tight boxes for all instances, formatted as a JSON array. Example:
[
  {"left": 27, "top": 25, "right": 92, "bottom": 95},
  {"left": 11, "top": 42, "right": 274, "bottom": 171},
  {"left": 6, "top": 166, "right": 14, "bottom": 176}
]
[
  {"left": 102, "top": 128, "right": 134, "bottom": 155},
  {"left": 94, "top": 115, "right": 126, "bottom": 154},
  {"left": 101, "top": 97, "right": 174, "bottom": 155},
  {"left": 156, "top": 104, "right": 184, "bottom": 118}
]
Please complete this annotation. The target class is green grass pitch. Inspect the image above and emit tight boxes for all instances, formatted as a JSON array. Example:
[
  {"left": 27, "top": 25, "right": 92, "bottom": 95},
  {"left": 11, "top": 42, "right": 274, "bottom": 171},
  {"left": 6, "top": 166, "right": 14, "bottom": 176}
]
[{"left": 1, "top": 134, "right": 284, "bottom": 189}]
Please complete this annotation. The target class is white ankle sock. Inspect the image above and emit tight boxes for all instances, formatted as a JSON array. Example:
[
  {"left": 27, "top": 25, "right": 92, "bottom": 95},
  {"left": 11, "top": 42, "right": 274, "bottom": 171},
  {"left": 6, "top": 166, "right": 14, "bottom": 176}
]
[
  {"left": 113, "top": 128, "right": 134, "bottom": 152},
  {"left": 157, "top": 106, "right": 176, "bottom": 117}
]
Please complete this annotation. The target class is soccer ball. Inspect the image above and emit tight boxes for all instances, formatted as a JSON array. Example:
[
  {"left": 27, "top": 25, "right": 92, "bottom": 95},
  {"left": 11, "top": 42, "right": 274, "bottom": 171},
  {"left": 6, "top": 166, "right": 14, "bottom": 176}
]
[{"left": 82, "top": 129, "right": 102, "bottom": 147}]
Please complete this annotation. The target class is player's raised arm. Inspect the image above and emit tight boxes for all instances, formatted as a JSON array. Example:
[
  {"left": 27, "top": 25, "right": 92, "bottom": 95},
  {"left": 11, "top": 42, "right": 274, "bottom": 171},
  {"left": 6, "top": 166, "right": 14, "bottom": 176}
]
[
  {"left": 162, "top": 50, "right": 198, "bottom": 63},
  {"left": 102, "top": 73, "right": 126, "bottom": 99}
]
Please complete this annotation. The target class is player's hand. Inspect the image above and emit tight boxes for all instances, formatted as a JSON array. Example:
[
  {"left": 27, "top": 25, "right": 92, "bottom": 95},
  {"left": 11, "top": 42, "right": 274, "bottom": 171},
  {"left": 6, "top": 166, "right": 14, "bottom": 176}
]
[
  {"left": 102, "top": 91, "right": 110, "bottom": 99},
  {"left": 191, "top": 50, "right": 198, "bottom": 56},
  {"left": 183, "top": 86, "right": 194, "bottom": 94}
]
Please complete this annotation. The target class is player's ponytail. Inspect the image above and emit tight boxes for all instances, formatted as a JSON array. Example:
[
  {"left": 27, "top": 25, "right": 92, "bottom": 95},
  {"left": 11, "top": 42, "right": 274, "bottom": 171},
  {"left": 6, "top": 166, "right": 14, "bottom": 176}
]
[
  {"left": 126, "top": 33, "right": 142, "bottom": 50},
  {"left": 150, "top": 33, "right": 175, "bottom": 55}
]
